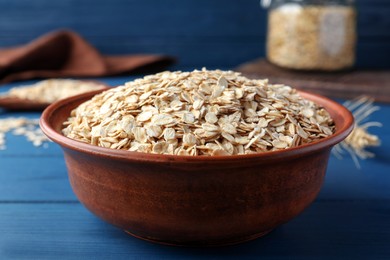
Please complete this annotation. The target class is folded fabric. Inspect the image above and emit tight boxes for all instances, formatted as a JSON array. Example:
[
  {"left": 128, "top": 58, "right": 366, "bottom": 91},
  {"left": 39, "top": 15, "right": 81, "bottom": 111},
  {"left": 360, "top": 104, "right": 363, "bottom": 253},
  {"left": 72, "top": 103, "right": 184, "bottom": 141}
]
[{"left": 0, "top": 30, "right": 175, "bottom": 84}]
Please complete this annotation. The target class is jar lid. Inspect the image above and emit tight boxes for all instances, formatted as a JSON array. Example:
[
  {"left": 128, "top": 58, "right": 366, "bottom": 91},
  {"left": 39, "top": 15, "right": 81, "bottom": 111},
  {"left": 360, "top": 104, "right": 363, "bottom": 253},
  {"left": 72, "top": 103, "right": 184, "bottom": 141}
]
[
  {"left": 260, "top": 0, "right": 272, "bottom": 8},
  {"left": 261, "top": 0, "right": 304, "bottom": 8},
  {"left": 261, "top": 0, "right": 354, "bottom": 9}
]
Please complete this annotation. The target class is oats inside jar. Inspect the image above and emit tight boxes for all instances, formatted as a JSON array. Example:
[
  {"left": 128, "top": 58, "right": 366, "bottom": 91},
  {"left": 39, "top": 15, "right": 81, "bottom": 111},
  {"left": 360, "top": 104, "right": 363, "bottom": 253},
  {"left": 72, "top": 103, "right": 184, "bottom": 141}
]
[{"left": 62, "top": 69, "right": 335, "bottom": 155}]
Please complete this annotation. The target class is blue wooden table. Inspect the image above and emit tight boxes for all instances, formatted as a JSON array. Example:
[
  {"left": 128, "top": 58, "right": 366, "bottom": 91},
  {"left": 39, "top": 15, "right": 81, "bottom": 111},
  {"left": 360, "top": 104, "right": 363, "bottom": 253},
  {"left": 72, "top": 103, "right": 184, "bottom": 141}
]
[{"left": 0, "top": 77, "right": 389, "bottom": 259}]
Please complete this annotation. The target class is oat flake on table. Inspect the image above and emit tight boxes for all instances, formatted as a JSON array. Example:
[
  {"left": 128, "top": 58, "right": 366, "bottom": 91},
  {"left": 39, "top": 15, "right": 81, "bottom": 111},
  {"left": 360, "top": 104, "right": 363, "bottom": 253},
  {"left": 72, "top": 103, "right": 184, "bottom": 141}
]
[
  {"left": 63, "top": 69, "right": 335, "bottom": 156},
  {"left": 0, "top": 117, "right": 50, "bottom": 150}
]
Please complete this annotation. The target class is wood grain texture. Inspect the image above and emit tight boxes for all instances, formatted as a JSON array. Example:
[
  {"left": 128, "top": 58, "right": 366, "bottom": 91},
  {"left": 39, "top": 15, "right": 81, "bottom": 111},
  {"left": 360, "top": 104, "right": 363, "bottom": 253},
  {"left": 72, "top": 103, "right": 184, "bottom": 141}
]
[
  {"left": 236, "top": 59, "right": 390, "bottom": 102},
  {"left": 0, "top": 0, "right": 389, "bottom": 68},
  {"left": 0, "top": 157, "right": 76, "bottom": 202},
  {"left": 1, "top": 201, "right": 389, "bottom": 259},
  {"left": 1, "top": 146, "right": 389, "bottom": 203}
]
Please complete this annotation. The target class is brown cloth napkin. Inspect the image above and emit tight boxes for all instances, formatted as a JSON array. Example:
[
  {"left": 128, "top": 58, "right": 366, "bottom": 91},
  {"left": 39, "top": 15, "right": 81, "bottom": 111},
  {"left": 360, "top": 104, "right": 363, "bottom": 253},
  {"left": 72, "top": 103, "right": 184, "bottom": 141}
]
[{"left": 0, "top": 30, "right": 175, "bottom": 84}]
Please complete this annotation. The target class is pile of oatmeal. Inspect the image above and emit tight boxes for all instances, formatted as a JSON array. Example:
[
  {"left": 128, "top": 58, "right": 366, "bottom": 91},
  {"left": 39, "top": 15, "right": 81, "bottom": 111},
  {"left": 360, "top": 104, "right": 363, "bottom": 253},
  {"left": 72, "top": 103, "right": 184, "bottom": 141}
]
[{"left": 62, "top": 69, "right": 334, "bottom": 156}]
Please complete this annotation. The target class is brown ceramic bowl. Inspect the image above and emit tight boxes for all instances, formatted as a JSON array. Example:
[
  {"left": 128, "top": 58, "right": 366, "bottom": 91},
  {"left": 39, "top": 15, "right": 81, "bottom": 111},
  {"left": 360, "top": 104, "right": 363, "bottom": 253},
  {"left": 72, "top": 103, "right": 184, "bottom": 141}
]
[{"left": 40, "top": 89, "right": 353, "bottom": 246}]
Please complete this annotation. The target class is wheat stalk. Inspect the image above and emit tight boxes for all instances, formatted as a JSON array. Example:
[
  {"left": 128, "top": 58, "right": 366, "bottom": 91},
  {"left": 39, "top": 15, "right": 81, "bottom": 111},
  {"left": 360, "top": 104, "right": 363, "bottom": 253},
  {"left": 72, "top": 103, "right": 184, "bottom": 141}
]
[{"left": 333, "top": 96, "right": 382, "bottom": 168}]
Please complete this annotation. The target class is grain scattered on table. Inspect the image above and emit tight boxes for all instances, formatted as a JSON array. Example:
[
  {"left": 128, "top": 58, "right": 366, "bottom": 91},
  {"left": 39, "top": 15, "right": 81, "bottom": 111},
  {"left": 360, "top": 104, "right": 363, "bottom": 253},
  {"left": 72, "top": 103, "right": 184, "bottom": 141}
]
[
  {"left": 0, "top": 118, "right": 50, "bottom": 150},
  {"left": 333, "top": 96, "right": 382, "bottom": 168}
]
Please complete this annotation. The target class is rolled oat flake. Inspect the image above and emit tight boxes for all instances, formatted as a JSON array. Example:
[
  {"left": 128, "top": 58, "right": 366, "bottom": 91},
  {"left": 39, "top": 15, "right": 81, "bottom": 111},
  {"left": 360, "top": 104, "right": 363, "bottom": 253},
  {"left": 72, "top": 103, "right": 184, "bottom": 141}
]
[{"left": 63, "top": 69, "right": 335, "bottom": 156}]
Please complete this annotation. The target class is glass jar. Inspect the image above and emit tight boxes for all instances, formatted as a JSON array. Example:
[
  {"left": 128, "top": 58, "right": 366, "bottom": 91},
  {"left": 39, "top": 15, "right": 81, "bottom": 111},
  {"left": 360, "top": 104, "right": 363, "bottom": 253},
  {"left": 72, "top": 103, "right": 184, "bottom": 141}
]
[{"left": 262, "top": 0, "right": 357, "bottom": 71}]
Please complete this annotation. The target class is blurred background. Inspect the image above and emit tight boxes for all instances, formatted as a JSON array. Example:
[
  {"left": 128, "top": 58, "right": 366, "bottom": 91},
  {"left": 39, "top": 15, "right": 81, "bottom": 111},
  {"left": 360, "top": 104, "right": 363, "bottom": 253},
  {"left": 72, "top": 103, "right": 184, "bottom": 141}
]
[
  {"left": 1, "top": 0, "right": 389, "bottom": 70},
  {"left": 1, "top": 1, "right": 390, "bottom": 258}
]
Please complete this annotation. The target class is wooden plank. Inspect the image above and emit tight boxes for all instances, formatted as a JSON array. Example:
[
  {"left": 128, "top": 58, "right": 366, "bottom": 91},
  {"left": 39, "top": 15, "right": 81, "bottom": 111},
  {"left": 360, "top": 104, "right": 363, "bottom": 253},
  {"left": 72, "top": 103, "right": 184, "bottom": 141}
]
[
  {"left": 0, "top": 131, "right": 389, "bottom": 202},
  {"left": 0, "top": 132, "right": 62, "bottom": 157},
  {"left": 0, "top": 0, "right": 389, "bottom": 68},
  {"left": 236, "top": 59, "right": 390, "bottom": 102},
  {"left": 1, "top": 151, "right": 389, "bottom": 202},
  {"left": 0, "top": 34, "right": 388, "bottom": 68},
  {"left": 0, "top": 0, "right": 264, "bottom": 38},
  {"left": 0, "top": 111, "right": 63, "bottom": 156},
  {"left": 93, "top": 39, "right": 390, "bottom": 68},
  {"left": 0, "top": 201, "right": 389, "bottom": 258},
  {"left": 355, "top": 41, "right": 390, "bottom": 68},
  {"left": 0, "top": 157, "right": 76, "bottom": 202},
  {"left": 322, "top": 145, "right": 390, "bottom": 200},
  {"left": 0, "top": 0, "right": 388, "bottom": 38}
]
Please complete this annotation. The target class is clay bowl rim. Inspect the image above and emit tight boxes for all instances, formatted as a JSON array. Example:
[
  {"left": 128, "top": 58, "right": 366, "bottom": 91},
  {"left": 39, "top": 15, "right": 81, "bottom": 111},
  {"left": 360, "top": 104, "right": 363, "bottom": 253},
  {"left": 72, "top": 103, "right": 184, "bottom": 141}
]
[{"left": 40, "top": 88, "right": 354, "bottom": 165}]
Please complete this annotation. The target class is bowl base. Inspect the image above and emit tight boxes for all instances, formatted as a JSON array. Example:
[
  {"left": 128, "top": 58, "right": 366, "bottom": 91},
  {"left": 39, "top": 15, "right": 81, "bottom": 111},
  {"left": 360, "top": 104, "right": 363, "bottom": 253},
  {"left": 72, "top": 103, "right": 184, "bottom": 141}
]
[{"left": 124, "top": 229, "right": 273, "bottom": 247}]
